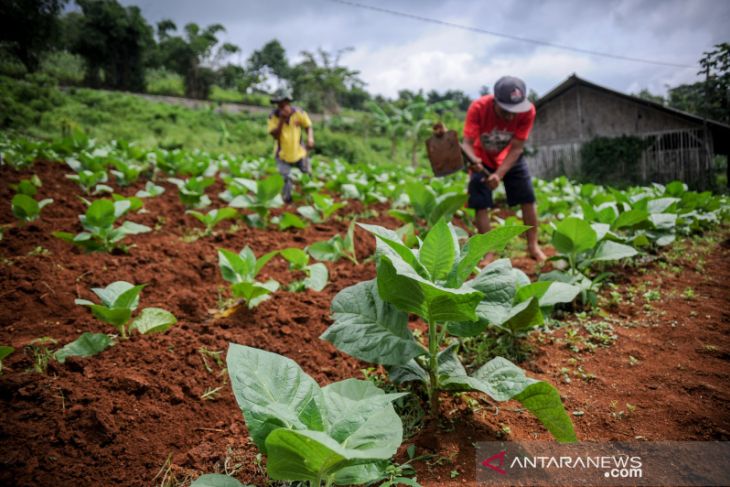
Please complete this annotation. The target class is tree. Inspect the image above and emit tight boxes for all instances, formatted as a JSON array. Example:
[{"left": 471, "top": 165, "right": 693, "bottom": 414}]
[
  {"left": 246, "top": 39, "right": 289, "bottom": 90},
  {"left": 152, "top": 21, "right": 239, "bottom": 99},
  {"left": 668, "top": 43, "right": 729, "bottom": 124},
  {"left": 427, "top": 89, "right": 472, "bottom": 111},
  {"left": 633, "top": 88, "right": 665, "bottom": 105},
  {"left": 289, "top": 48, "right": 365, "bottom": 115},
  {"left": 0, "top": 0, "right": 67, "bottom": 72},
  {"left": 68, "top": 0, "right": 153, "bottom": 91}
]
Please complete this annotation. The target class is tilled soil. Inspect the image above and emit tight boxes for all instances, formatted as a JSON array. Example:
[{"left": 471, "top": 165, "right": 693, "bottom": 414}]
[{"left": 0, "top": 161, "right": 728, "bottom": 486}]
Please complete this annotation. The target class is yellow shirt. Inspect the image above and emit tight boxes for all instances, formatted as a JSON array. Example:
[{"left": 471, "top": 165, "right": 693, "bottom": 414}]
[{"left": 267, "top": 108, "right": 312, "bottom": 163}]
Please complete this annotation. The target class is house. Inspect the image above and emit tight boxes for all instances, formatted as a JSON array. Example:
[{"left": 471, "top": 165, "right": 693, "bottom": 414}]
[{"left": 526, "top": 74, "right": 730, "bottom": 189}]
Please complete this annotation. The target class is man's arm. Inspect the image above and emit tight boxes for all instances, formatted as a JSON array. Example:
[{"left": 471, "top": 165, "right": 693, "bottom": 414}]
[
  {"left": 269, "top": 117, "right": 286, "bottom": 139},
  {"left": 462, "top": 136, "right": 486, "bottom": 173},
  {"left": 306, "top": 126, "right": 314, "bottom": 149},
  {"left": 487, "top": 138, "right": 525, "bottom": 189}
]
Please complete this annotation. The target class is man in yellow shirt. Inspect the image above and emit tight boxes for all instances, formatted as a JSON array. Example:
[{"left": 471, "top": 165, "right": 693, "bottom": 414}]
[{"left": 267, "top": 88, "right": 315, "bottom": 203}]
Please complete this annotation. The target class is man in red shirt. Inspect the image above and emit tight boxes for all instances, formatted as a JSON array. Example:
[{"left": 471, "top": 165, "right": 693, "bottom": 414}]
[{"left": 462, "top": 76, "right": 546, "bottom": 261}]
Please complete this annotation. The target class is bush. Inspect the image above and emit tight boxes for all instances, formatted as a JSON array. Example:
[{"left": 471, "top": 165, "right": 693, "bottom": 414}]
[
  {"left": 39, "top": 51, "right": 86, "bottom": 85},
  {"left": 314, "top": 129, "right": 388, "bottom": 165},
  {"left": 579, "top": 135, "right": 650, "bottom": 187},
  {"left": 0, "top": 74, "right": 63, "bottom": 129},
  {"left": 145, "top": 68, "right": 184, "bottom": 96}
]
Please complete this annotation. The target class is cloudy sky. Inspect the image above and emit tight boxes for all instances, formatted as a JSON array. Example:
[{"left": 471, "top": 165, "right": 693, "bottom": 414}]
[{"left": 119, "top": 0, "right": 729, "bottom": 98}]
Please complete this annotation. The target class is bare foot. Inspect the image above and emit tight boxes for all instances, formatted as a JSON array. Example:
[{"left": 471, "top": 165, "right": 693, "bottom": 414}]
[{"left": 529, "top": 247, "right": 547, "bottom": 262}]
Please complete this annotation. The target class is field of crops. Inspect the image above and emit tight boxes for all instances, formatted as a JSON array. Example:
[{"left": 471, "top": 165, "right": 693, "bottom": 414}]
[{"left": 1, "top": 131, "right": 729, "bottom": 487}]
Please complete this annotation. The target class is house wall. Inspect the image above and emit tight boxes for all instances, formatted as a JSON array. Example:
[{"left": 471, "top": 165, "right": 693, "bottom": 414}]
[{"left": 526, "top": 83, "right": 713, "bottom": 188}]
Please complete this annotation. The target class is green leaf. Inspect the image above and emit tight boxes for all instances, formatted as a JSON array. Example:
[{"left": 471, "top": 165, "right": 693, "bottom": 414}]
[
  {"left": 418, "top": 218, "right": 456, "bottom": 282},
  {"left": 428, "top": 192, "right": 467, "bottom": 225},
  {"left": 85, "top": 199, "right": 116, "bottom": 229},
  {"left": 612, "top": 209, "right": 649, "bottom": 230},
  {"left": 304, "top": 263, "right": 328, "bottom": 292},
  {"left": 297, "top": 205, "right": 321, "bottom": 222},
  {"left": 226, "top": 344, "right": 324, "bottom": 453},
  {"left": 502, "top": 297, "right": 543, "bottom": 334},
  {"left": 117, "top": 221, "right": 151, "bottom": 235},
  {"left": 130, "top": 307, "right": 177, "bottom": 334},
  {"left": 280, "top": 248, "right": 309, "bottom": 269},
  {"left": 89, "top": 304, "right": 132, "bottom": 328},
  {"left": 471, "top": 357, "right": 577, "bottom": 442},
  {"left": 515, "top": 281, "right": 581, "bottom": 308},
  {"left": 468, "top": 259, "right": 517, "bottom": 326},
  {"left": 190, "top": 474, "right": 247, "bottom": 487},
  {"left": 591, "top": 241, "right": 637, "bottom": 262},
  {"left": 53, "top": 332, "right": 113, "bottom": 364},
  {"left": 359, "top": 223, "right": 430, "bottom": 278},
  {"left": 90, "top": 281, "right": 136, "bottom": 308},
  {"left": 11, "top": 194, "right": 40, "bottom": 221},
  {"left": 307, "top": 240, "right": 339, "bottom": 261},
  {"left": 0, "top": 345, "right": 14, "bottom": 361},
  {"left": 321, "top": 378, "right": 406, "bottom": 442},
  {"left": 231, "top": 280, "right": 279, "bottom": 306},
  {"left": 265, "top": 408, "right": 402, "bottom": 483},
  {"left": 454, "top": 226, "right": 529, "bottom": 285},
  {"left": 322, "top": 280, "right": 424, "bottom": 366},
  {"left": 112, "top": 283, "right": 146, "bottom": 310},
  {"left": 377, "top": 253, "right": 483, "bottom": 323},
  {"left": 552, "top": 217, "right": 596, "bottom": 255},
  {"left": 258, "top": 174, "right": 285, "bottom": 202},
  {"left": 218, "top": 249, "right": 250, "bottom": 282},
  {"left": 279, "top": 212, "right": 308, "bottom": 230},
  {"left": 405, "top": 182, "right": 435, "bottom": 219}
]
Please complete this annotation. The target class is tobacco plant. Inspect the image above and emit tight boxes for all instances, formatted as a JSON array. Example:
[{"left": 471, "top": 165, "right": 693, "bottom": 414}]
[
  {"left": 75, "top": 281, "right": 177, "bottom": 338},
  {"left": 306, "top": 221, "right": 358, "bottom": 264},
  {"left": 297, "top": 193, "right": 346, "bottom": 223},
  {"left": 218, "top": 246, "right": 279, "bottom": 308},
  {"left": 168, "top": 176, "right": 215, "bottom": 208},
  {"left": 542, "top": 216, "right": 637, "bottom": 305},
  {"left": 221, "top": 175, "right": 284, "bottom": 227},
  {"left": 227, "top": 344, "right": 405, "bottom": 485},
  {"left": 280, "top": 247, "right": 329, "bottom": 292},
  {"left": 322, "top": 220, "right": 576, "bottom": 442},
  {"left": 390, "top": 182, "right": 467, "bottom": 227},
  {"left": 187, "top": 207, "right": 238, "bottom": 235},
  {"left": 11, "top": 194, "right": 53, "bottom": 222},
  {"left": 54, "top": 199, "right": 151, "bottom": 252}
]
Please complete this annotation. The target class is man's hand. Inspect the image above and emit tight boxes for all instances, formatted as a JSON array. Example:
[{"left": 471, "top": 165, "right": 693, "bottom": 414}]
[
  {"left": 486, "top": 172, "right": 501, "bottom": 190},
  {"left": 306, "top": 136, "right": 315, "bottom": 149}
]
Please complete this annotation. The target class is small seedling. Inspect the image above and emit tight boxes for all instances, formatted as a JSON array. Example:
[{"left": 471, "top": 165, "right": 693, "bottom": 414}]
[{"left": 75, "top": 281, "right": 177, "bottom": 338}]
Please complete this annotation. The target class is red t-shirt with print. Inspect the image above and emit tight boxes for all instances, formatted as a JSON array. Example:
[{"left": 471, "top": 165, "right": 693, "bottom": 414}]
[{"left": 463, "top": 94, "right": 535, "bottom": 170}]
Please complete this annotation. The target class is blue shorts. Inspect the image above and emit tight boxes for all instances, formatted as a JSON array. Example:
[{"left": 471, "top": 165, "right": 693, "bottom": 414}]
[{"left": 467, "top": 157, "right": 536, "bottom": 210}]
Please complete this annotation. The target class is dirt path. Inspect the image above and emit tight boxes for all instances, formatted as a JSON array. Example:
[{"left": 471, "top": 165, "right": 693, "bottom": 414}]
[{"left": 1, "top": 161, "right": 728, "bottom": 486}]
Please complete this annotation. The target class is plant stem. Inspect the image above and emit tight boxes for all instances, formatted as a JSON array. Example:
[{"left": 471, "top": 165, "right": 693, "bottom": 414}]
[
  {"left": 427, "top": 319, "right": 440, "bottom": 418},
  {"left": 312, "top": 474, "right": 322, "bottom": 486}
]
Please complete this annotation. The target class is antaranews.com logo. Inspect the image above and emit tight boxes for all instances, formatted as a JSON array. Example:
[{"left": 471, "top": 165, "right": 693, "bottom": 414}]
[
  {"left": 475, "top": 441, "right": 730, "bottom": 486},
  {"left": 481, "top": 449, "right": 642, "bottom": 479}
]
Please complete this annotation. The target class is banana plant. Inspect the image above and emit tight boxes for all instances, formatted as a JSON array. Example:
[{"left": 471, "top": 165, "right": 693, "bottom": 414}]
[
  {"left": 227, "top": 344, "right": 405, "bottom": 485},
  {"left": 321, "top": 220, "right": 576, "bottom": 443}
]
